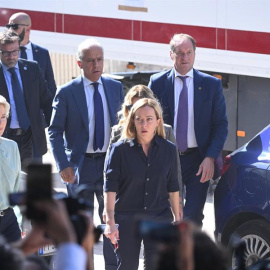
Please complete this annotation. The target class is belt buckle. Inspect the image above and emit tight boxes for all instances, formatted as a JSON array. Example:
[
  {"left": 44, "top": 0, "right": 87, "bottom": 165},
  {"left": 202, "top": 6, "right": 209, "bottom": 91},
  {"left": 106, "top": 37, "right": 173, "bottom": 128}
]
[
  {"left": 179, "top": 150, "right": 185, "bottom": 156},
  {"left": 0, "top": 211, "right": 4, "bottom": 217}
]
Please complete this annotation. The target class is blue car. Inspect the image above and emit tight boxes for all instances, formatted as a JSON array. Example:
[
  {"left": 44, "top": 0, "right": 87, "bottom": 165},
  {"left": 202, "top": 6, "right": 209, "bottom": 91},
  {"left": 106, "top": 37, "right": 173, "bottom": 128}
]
[{"left": 214, "top": 125, "right": 270, "bottom": 268}]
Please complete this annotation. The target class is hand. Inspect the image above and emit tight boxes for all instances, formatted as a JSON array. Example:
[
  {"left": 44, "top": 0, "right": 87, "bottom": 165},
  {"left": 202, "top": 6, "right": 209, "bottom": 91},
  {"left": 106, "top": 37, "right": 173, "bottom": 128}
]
[
  {"left": 196, "top": 157, "right": 215, "bottom": 183},
  {"left": 60, "top": 167, "right": 76, "bottom": 184},
  {"left": 104, "top": 224, "right": 119, "bottom": 245},
  {"left": 35, "top": 199, "right": 77, "bottom": 245},
  {"left": 13, "top": 225, "right": 53, "bottom": 255}
]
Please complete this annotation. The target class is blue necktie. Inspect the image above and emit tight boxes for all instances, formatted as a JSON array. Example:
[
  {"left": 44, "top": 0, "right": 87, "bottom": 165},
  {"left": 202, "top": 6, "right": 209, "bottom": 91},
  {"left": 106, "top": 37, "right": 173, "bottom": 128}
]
[
  {"left": 20, "top": 46, "right": 27, "bottom": 60},
  {"left": 8, "top": 67, "right": 30, "bottom": 130},
  {"left": 176, "top": 76, "right": 188, "bottom": 152},
  {"left": 92, "top": 82, "right": 104, "bottom": 151}
]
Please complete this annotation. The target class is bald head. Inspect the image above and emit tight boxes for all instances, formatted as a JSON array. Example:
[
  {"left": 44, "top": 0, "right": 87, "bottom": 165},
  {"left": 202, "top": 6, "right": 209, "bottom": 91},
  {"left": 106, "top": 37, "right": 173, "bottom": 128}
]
[
  {"left": 9, "top": 12, "right": 31, "bottom": 26},
  {"left": 8, "top": 12, "right": 31, "bottom": 45}
]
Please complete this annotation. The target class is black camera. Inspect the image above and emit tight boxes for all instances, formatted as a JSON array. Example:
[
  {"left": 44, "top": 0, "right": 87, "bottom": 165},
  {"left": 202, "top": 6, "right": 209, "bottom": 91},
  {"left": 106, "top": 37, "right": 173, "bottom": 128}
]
[
  {"left": 9, "top": 163, "right": 102, "bottom": 244},
  {"left": 135, "top": 219, "right": 179, "bottom": 244}
]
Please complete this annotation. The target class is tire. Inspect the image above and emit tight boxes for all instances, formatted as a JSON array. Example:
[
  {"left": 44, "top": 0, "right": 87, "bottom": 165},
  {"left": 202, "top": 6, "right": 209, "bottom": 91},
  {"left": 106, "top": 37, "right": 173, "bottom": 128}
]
[{"left": 229, "top": 220, "right": 270, "bottom": 269}]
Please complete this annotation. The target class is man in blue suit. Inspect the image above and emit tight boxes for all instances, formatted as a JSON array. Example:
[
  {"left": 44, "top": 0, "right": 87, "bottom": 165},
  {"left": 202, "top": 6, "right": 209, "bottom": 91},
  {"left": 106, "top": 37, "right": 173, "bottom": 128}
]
[
  {"left": 7, "top": 12, "right": 57, "bottom": 97},
  {"left": 49, "top": 38, "right": 124, "bottom": 219},
  {"left": 149, "top": 33, "right": 228, "bottom": 226},
  {"left": 0, "top": 30, "right": 53, "bottom": 169}
]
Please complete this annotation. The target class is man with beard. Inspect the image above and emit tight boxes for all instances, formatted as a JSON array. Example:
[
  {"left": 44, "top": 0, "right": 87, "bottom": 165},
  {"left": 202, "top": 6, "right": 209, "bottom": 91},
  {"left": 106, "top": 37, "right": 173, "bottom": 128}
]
[
  {"left": 0, "top": 30, "right": 53, "bottom": 168},
  {"left": 7, "top": 12, "right": 57, "bottom": 161},
  {"left": 7, "top": 12, "right": 56, "bottom": 97}
]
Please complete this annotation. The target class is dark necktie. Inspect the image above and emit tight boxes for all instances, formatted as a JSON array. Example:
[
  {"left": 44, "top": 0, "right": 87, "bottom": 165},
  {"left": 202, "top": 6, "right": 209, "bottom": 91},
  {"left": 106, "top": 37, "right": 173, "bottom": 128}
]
[
  {"left": 176, "top": 76, "right": 188, "bottom": 152},
  {"left": 8, "top": 67, "right": 30, "bottom": 130},
  {"left": 92, "top": 82, "right": 104, "bottom": 151},
  {"left": 20, "top": 46, "right": 27, "bottom": 60}
]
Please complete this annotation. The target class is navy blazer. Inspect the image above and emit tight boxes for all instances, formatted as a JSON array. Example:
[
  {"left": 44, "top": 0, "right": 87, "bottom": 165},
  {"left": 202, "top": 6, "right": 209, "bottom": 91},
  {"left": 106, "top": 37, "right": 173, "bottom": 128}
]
[
  {"left": 0, "top": 59, "right": 53, "bottom": 155},
  {"left": 31, "top": 43, "right": 57, "bottom": 97},
  {"left": 148, "top": 68, "right": 228, "bottom": 160},
  {"left": 49, "top": 75, "right": 124, "bottom": 173}
]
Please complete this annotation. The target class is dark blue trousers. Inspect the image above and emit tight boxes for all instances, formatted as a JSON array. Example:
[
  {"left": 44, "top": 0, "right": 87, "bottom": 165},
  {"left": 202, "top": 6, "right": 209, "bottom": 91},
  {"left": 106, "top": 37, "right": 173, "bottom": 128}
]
[
  {"left": 0, "top": 208, "right": 21, "bottom": 243},
  {"left": 114, "top": 209, "right": 173, "bottom": 270},
  {"left": 180, "top": 150, "right": 209, "bottom": 227},
  {"left": 67, "top": 155, "right": 105, "bottom": 220}
]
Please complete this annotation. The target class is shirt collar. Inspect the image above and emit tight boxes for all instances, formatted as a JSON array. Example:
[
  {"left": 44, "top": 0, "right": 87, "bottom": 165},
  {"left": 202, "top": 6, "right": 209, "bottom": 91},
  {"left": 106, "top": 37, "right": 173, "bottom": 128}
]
[
  {"left": 1, "top": 62, "right": 19, "bottom": 72},
  {"left": 23, "top": 41, "right": 32, "bottom": 51},
  {"left": 174, "top": 68, "right": 194, "bottom": 79},
  {"left": 82, "top": 75, "right": 102, "bottom": 88},
  {"left": 128, "top": 134, "right": 161, "bottom": 147}
]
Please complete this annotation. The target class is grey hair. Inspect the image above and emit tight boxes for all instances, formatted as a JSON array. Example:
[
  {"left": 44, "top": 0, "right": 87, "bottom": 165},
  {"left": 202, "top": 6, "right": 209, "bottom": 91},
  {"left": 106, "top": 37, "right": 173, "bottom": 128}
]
[{"left": 76, "top": 38, "right": 104, "bottom": 61}]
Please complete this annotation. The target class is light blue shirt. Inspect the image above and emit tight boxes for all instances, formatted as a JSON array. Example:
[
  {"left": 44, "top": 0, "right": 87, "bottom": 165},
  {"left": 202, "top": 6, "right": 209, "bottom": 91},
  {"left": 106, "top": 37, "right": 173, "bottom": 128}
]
[
  {"left": 1, "top": 62, "right": 24, "bottom": 128},
  {"left": 55, "top": 243, "right": 87, "bottom": 270},
  {"left": 0, "top": 137, "right": 21, "bottom": 210}
]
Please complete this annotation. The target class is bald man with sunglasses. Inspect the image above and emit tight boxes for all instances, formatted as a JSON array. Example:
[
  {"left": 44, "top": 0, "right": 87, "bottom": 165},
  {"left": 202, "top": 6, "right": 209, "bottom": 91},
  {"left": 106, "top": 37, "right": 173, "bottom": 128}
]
[{"left": 7, "top": 12, "right": 56, "bottom": 97}]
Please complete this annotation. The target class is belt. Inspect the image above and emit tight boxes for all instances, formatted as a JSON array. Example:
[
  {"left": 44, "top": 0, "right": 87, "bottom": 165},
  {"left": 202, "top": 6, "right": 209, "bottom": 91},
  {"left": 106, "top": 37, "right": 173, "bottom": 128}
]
[
  {"left": 85, "top": 152, "right": 106, "bottom": 159},
  {"left": 9, "top": 128, "right": 27, "bottom": 136},
  {"left": 0, "top": 208, "right": 12, "bottom": 217},
  {"left": 179, "top": 147, "right": 199, "bottom": 156}
]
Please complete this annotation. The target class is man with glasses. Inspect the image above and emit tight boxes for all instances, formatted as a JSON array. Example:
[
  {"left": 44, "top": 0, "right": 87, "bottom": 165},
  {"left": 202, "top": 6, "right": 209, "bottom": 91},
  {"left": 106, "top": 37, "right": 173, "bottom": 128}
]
[
  {"left": 0, "top": 29, "right": 53, "bottom": 169},
  {"left": 7, "top": 12, "right": 57, "bottom": 97},
  {"left": 148, "top": 33, "right": 228, "bottom": 227}
]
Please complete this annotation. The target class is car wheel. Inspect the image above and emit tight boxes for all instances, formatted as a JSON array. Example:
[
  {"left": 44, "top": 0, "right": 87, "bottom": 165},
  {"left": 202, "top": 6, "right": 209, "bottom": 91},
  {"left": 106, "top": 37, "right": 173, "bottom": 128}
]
[{"left": 230, "top": 220, "right": 270, "bottom": 269}]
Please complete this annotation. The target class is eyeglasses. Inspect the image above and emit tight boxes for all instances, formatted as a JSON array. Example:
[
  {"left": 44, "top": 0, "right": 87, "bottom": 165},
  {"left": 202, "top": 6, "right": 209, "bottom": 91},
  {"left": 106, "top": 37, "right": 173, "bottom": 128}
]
[
  {"left": 0, "top": 49, "right": 20, "bottom": 57},
  {"left": 6, "top": 23, "right": 29, "bottom": 30}
]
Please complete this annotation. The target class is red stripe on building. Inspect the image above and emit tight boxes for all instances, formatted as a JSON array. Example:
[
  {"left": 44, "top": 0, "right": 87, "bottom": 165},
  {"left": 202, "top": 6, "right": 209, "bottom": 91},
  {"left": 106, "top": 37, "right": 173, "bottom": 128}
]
[{"left": 1, "top": 8, "right": 269, "bottom": 55}]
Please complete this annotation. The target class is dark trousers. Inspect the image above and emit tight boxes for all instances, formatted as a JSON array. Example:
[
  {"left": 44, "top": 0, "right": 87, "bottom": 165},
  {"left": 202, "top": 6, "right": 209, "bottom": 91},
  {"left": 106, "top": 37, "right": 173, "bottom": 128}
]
[
  {"left": 8, "top": 128, "right": 33, "bottom": 170},
  {"left": 0, "top": 208, "right": 21, "bottom": 243},
  {"left": 66, "top": 155, "right": 105, "bottom": 221},
  {"left": 180, "top": 150, "right": 209, "bottom": 227},
  {"left": 114, "top": 209, "right": 173, "bottom": 270}
]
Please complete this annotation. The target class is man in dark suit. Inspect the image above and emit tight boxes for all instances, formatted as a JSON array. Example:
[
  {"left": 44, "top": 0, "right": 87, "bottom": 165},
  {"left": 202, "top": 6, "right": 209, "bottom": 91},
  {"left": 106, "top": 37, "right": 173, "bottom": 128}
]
[
  {"left": 0, "top": 30, "right": 53, "bottom": 168},
  {"left": 149, "top": 33, "right": 228, "bottom": 227},
  {"left": 49, "top": 38, "right": 124, "bottom": 211},
  {"left": 49, "top": 38, "right": 123, "bottom": 269},
  {"left": 7, "top": 12, "right": 56, "bottom": 96}
]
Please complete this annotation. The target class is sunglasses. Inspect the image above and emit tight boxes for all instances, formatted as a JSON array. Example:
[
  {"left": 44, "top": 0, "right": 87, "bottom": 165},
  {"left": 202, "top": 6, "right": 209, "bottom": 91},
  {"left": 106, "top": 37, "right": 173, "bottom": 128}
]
[{"left": 6, "top": 23, "right": 29, "bottom": 30}]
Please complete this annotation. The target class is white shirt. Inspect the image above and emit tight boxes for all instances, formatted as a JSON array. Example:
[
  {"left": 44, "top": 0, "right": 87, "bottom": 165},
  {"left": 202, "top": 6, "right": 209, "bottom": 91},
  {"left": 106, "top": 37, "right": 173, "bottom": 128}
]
[
  {"left": 82, "top": 76, "right": 111, "bottom": 153},
  {"left": 20, "top": 41, "right": 34, "bottom": 61},
  {"left": 173, "top": 68, "right": 198, "bottom": 148}
]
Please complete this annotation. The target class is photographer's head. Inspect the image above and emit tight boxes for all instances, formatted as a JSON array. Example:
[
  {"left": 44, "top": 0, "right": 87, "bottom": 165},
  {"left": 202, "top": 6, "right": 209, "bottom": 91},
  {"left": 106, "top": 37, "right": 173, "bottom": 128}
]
[{"left": 0, "top": 236, "right": 24, "bottom": 270}]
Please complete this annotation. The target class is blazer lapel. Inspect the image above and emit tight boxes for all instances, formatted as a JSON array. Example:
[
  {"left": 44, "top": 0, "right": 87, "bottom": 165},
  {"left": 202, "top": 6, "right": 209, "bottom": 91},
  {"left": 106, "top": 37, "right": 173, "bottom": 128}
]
[
  {"left": 72, "top": 76, "right": 89, "bottom": 131},
  {"left": 101, "top": 76, "right": 116, "bottom": 126},
  {"left": 165, "top": 69, "right": 175, "bottom": 124},
  {"left": 193, "top": 69, "right": 204, "bottom": 126},
  {"left": 31, "top": 43, "right": 40, "bottom": 62}
]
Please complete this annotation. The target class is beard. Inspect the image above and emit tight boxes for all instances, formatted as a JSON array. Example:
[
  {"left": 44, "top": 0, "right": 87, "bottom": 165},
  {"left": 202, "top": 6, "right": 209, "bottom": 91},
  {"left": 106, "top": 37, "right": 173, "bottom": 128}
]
[{"left": 18, "top": 29, "right": 25, "bottom": 42}]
